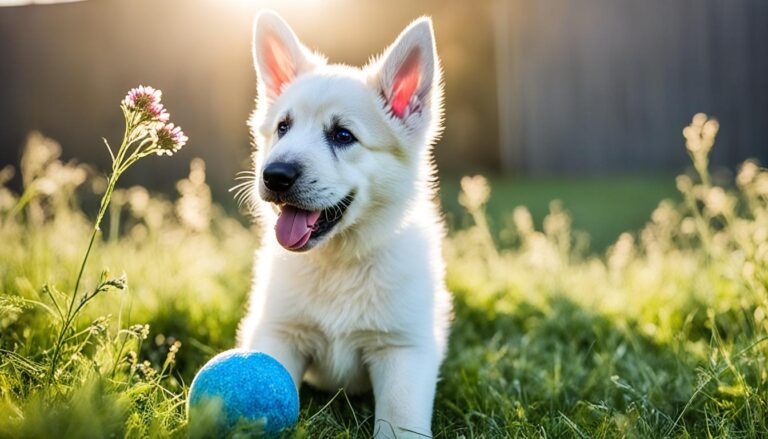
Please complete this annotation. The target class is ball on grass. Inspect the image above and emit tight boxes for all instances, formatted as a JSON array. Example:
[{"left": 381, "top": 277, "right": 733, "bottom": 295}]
[{"left": 188, "top": 350, "right": 298, "bottom": 435}]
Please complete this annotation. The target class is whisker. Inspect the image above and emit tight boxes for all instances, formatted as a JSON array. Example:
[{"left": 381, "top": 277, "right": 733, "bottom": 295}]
[
  {"left": 228, "top": 181, "right": 252, "bottom": 192},
  {"left": 230, "top": 178, "right": 256, "bottom": 209},
  {"left": 233, "top": 187, "right": 251, "bottom": 201},
  {"left": 331, "top": 203, "right": 343, "bottom": 222}
]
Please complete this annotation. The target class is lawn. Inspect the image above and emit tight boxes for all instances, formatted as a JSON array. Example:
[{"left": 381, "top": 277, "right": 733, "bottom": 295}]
[
  {"left": 440, "top": 174, "right": 679, "bottom": 252},
  {"left": 1, "top": 116, "right": 767, "bottom": 438}
]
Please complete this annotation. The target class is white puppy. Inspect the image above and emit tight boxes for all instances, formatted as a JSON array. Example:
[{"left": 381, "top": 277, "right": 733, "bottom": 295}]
[{"left": 237, "top": 11, "right": 451, "bottom": 438}]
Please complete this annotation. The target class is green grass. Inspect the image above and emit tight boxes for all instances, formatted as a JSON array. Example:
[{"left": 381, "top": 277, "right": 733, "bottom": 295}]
[
  {"left": 440, "top": 174, "right": 679, "bottom": 252},
  {"left": 1, "top": 125, "right": 768, "bottom": 438}
]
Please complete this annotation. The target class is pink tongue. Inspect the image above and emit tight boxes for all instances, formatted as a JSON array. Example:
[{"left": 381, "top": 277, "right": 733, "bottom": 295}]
[{"left": 275, "top": 206, "right": 322, "bottom": 249}]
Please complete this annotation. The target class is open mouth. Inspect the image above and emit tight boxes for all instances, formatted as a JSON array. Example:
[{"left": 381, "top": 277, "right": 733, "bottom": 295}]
[{"left": 274, "top": 192, "right": 354, "bottom": 251}]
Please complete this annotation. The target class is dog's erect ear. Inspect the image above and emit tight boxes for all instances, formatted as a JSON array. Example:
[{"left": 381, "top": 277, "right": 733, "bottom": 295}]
[
  {"left": 372, "top": 18, "right": 438, "bottom": 120},
  {"left": 252, "top": 11, "right": 322, "bottom": 101}
]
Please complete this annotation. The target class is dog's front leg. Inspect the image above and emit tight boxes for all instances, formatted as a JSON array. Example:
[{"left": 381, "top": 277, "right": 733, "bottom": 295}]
[
  {"left": 241, "top": 332, "right": 307, "bottom": 391},
  {"left": 369, "top": 345, "right": 438, "bottom": 438}
]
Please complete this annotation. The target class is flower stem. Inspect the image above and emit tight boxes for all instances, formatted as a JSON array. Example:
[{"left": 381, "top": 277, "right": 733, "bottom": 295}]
[
  {"left": 44, "top": 88, "right": 184, "bottom": 392},
  {"left": 47, "top": 151, "right": 121, "bottom": 388}
]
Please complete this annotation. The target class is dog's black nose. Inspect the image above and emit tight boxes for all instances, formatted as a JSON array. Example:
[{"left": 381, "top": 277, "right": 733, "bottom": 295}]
[{"left": 263, "top": 162, "right": 300, "bottom": 192}]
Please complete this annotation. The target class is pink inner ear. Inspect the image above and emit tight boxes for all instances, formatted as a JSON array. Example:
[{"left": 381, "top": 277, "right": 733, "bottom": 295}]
[
  {"left": 263, "top": 35, "right": 295, "bottom": 95},
  {"left": 390, "top": 48, "right": 422, "bottom": 118}
]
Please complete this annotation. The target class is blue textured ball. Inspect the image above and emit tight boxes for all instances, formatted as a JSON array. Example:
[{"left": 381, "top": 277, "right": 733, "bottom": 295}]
[{"left": 188, "top": 350, "right": 299, "bottom": 435}]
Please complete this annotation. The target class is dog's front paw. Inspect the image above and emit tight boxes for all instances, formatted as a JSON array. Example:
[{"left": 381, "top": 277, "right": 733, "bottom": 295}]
[{"left": 374, "top": 419, "right": 432, "bottom": 439}]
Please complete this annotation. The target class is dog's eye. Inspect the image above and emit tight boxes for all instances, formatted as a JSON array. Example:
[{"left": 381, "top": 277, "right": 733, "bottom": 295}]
[
  {"left": 330, "top": 128, "right": 356, "bottom": 145},
  {"left": 277, "top": 120, "right": 290, "bottom": 137}
]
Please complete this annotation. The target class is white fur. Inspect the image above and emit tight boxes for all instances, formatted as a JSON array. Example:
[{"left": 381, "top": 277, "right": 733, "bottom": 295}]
[{"left": 238, "top": 11, "right": 450, "bottom": 438}]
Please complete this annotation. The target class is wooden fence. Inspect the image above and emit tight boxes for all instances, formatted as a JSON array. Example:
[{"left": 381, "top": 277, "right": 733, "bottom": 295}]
[{"left": 494, "top": 0, "right": 768, "bottom": 173}]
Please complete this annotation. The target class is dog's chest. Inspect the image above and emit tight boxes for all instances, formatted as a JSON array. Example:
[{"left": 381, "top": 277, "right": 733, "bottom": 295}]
[
  {"left": 290, "top": 261, "right": 399, "bottom": 336},
  {"left": 280, "top": 262, "right": 407, "bottom": 392}
]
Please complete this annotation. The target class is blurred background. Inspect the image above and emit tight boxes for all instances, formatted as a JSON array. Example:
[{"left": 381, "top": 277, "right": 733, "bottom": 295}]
[{"left": 1, "top": 0, "right": 766, "bottom": 250}]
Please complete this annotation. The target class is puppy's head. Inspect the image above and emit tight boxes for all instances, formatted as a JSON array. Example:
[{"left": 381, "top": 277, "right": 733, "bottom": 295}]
[{"left": 249, "top": 11, "right": 442, "bottom": 252}]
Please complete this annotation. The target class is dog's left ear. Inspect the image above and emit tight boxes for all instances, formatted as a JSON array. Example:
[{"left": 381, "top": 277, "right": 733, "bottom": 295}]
[{"left": 371, "top": 17, "right": 439, "bottom": 122}]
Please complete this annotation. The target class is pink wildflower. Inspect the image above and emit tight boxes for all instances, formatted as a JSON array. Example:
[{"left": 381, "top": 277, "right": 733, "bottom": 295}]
[
  {"left": 155, "top": 123, "right": 188, "bottom": 156},
  {"left": 122, "top": 85, "right": 169, "bottom": 122}
]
